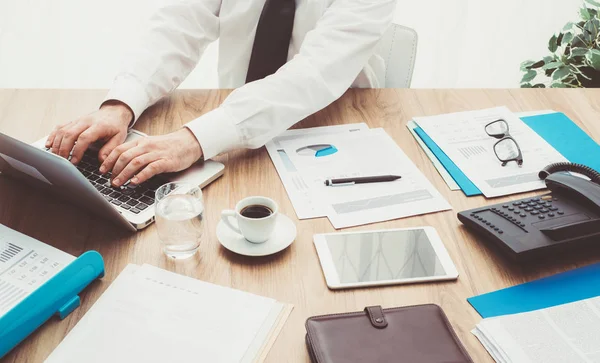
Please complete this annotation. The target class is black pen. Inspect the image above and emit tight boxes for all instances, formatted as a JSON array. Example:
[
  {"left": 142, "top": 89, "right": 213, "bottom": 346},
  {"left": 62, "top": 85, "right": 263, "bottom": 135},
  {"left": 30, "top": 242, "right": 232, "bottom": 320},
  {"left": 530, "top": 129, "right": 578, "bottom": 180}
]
[{"left": 324, "top": 175, "right": 401, "bottom": 186}]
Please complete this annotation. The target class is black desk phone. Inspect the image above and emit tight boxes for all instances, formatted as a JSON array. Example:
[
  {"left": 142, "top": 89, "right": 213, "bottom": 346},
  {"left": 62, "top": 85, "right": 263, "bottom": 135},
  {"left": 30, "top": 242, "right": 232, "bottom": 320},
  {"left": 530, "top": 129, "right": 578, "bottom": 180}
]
[{"left": 458, "top": 163, "right": 600, "bottom": 260}]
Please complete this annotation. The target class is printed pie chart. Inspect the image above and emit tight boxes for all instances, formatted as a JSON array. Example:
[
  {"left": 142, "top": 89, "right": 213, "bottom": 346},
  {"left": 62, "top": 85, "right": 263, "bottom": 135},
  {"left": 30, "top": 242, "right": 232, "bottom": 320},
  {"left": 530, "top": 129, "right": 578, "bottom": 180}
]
[{"left": 296, "top": 144, "right": 338, "bottom": 158}]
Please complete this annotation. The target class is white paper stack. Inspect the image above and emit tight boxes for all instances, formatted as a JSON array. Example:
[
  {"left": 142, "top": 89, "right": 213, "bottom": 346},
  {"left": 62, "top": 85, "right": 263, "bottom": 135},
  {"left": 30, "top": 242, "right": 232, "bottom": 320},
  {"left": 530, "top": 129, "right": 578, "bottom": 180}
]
[
  {"left": 266, "top": 125, "right": 451, "bottom": 228},
  {"left": 473, "top": 296, "right": 600, "bottom": 363},
  {"left": 411, "top": 107, "right": 568, "bottom": 198},
  {"left": 45, "top": 264, "right": 293, "bottom": 363},
  {"left": 407, "top": 110, "right": 559, "bottom": 193}
]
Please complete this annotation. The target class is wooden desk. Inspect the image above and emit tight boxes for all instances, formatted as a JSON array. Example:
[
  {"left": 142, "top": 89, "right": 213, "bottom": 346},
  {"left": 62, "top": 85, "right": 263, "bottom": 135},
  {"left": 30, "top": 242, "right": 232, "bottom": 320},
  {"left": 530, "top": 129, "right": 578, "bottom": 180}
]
[{"left": 2, "top": 89, "right": 600, "bottom": 362}]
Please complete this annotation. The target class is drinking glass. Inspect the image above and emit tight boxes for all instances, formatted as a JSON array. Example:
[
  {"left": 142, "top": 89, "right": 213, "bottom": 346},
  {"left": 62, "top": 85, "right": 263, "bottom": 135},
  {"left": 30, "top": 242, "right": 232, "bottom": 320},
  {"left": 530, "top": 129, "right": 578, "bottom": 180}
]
[{"left": 155, "top": 182, "right": 204, "bottom": 259}]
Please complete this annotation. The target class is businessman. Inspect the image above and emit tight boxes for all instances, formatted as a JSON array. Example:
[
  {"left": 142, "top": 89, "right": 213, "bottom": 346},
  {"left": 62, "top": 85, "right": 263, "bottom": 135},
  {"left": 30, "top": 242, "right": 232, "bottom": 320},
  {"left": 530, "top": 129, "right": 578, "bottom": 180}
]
[{"left": 46, "top": 0, "right": 396, "bottom": 187}]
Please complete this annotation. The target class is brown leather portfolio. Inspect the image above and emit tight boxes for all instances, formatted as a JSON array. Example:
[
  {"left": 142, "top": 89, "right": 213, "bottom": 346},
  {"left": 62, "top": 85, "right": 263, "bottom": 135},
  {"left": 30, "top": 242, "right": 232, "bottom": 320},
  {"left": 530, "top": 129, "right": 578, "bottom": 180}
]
[{"left": 305, "top": 304, "right": 473, "bottom": 363}]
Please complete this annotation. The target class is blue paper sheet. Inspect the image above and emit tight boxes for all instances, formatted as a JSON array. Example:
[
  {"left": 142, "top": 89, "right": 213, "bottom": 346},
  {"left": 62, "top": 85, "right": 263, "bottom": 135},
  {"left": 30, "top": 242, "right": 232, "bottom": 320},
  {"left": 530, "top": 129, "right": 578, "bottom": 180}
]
[
  {"left": 414, "top": 112, "right": 600, "bottom": 197},
  {"left": 468, "top": 263, "right": 600, "bottom": 318}
]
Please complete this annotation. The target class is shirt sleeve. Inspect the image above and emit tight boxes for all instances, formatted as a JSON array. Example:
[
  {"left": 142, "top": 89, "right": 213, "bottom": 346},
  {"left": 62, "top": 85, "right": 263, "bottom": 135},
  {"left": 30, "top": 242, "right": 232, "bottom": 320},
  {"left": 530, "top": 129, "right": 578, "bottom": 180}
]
[
  {"left": 185, "top": 0, "right": 396, "bottom": 159},
  {"left": 103, "top": 0, "right": 222, "bottom": 123}
]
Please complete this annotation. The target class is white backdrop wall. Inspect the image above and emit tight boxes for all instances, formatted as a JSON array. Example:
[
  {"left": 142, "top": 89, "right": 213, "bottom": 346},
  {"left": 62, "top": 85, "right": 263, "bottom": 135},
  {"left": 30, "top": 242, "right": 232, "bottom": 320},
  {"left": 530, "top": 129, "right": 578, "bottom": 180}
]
[{"left": 0, "top": 0, "right": 585, "bottom": 88}]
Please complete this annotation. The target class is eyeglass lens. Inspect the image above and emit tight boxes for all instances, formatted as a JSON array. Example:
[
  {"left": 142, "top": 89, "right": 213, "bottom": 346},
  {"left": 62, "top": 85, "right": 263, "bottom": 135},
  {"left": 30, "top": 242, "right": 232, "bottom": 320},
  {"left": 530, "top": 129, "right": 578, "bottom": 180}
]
[
  {"left": 494, "top": 138, "right": 520, "bottom": 161},
  {"left": 485, "top": 120, "right": 509, "bottom": 137}
]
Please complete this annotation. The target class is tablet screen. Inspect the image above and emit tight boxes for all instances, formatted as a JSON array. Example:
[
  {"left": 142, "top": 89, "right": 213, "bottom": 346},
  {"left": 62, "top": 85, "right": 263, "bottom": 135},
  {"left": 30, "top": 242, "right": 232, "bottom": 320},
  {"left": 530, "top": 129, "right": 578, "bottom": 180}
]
[{"left": 324, "top": 229, "right": 446, "bottom": 284}]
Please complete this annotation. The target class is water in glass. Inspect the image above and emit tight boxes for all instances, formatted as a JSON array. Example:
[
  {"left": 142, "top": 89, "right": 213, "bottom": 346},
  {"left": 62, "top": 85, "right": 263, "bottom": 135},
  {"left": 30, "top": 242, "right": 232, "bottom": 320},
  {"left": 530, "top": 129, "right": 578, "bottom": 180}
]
[{"left": 155, "top": 183, "right": 204, "bottom": 259}]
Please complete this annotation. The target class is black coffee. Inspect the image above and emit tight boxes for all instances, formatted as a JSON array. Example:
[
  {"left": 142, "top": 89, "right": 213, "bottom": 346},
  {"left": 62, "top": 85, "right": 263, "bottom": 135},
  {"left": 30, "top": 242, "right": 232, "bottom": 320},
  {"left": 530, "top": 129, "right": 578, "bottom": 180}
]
[{"left": 240, "top": 205, "right": 273, "bottom": 219}]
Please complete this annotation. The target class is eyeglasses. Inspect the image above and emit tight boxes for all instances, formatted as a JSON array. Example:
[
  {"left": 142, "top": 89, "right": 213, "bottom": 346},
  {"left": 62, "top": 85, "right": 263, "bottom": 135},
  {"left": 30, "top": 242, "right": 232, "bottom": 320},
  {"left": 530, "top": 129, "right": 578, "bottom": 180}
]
[{"left": 485, "top": 119, "right": 523, "bottom": 166}]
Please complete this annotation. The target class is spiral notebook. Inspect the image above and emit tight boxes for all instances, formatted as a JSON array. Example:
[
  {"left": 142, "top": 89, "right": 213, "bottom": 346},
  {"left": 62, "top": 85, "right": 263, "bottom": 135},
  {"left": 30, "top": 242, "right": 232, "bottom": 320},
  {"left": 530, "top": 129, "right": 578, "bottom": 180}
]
[{"left": 45, "top": 264, "right": 293, "bottom": 363}]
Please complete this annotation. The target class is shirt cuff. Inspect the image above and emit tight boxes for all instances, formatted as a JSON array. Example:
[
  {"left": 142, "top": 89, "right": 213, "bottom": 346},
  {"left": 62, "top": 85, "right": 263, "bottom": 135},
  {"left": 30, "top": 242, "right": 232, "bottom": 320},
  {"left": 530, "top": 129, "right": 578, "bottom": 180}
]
[
  {"left": 102, "top": 76, "right": 151, "bottom": 126},
  {"left": 184, "top": 107, "right": 240, "bottom": 160}
]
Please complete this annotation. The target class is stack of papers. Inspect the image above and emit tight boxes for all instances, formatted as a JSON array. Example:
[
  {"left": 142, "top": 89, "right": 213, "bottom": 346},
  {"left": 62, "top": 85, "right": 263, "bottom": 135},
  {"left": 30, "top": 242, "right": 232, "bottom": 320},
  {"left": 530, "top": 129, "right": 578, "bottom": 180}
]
[
  {"left": 473, "top": 296, "right": 600, "bottom": 363},
  {"left": 409, "top": 108, "right": 600, "bottom": 197},
  {"left": 46, "top": 264, "right": 292, "bottom": 363},
  {"left": 411, "top": 107, "right": 568, "bottom": 198},
  {"left": 266, "top": 125, "right": 450, "bottom": 228}
]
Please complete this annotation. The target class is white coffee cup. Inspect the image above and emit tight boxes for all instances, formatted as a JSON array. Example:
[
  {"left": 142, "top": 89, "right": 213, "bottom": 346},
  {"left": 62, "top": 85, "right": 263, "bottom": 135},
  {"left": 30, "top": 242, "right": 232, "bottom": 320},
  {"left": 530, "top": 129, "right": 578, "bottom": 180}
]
[{"left": 221, "top": 196, "right": 279, "bottom": 243}]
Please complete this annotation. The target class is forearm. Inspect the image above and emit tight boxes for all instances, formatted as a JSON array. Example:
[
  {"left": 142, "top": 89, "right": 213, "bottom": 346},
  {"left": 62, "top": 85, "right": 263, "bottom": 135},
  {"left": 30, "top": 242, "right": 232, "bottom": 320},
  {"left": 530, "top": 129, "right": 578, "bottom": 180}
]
[
  {"left": 104, "top": 0, "right": 221, "bottom": 123},
  {"left": 186, "top": 0, "right": 396, "bottom": 159}
]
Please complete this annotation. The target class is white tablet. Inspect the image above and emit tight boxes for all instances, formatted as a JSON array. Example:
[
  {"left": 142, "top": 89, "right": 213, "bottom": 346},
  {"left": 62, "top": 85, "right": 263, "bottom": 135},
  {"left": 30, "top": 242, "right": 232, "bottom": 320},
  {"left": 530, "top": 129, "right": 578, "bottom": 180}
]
[{"left": 313, "top": 227, "right": 459, "bottom": 290}]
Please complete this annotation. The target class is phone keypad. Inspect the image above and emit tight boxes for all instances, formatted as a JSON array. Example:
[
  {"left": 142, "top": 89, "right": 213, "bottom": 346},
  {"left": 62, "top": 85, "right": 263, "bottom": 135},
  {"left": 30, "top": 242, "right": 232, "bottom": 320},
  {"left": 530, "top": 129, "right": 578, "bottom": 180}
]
[
  {"left": 471, "top": 194, "right": 566, "bottom": 235},
  {"left": 509, "top": 197, "right": 564, "bottom": 220}
]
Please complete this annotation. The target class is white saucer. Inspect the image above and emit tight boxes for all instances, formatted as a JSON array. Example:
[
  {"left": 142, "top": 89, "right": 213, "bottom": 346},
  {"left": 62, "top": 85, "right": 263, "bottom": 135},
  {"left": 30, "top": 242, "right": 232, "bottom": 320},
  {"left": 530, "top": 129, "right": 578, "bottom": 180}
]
[{"left": 216, "top": 214, "right": 297, "bottom": 257}]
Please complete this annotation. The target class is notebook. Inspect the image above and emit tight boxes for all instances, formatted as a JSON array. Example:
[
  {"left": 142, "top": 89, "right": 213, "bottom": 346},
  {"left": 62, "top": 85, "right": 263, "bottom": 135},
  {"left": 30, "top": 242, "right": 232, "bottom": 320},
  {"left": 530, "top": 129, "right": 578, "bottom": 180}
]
[{"left": 45, "top": 264, "right": 293, "bottom": 363}]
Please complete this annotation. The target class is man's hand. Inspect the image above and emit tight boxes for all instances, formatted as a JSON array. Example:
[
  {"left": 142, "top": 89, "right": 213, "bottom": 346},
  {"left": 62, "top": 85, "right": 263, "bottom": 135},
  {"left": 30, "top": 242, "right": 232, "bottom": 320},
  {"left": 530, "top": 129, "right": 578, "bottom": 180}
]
[
  {"left": 45, "top": 101, "right": 133, "bottom": 164},
  {"left": 100, "top": 128, "right": 203, "bottom": 187}
]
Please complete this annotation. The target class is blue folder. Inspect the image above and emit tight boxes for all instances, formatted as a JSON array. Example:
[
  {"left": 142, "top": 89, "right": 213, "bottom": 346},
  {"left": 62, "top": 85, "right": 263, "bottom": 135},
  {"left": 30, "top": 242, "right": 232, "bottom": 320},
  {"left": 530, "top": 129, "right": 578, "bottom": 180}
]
[
  {"left": 0, "top": 251, "right": 105, "bottom": 358},
  {"left": 414, "top": 112, "right": 600, "bottom": 196},
  {"left": 468, "top": 263, "right": 600, "bottom": 318},
  {"left": 414, "top": 128, "right": 481, "bottom": 196}
]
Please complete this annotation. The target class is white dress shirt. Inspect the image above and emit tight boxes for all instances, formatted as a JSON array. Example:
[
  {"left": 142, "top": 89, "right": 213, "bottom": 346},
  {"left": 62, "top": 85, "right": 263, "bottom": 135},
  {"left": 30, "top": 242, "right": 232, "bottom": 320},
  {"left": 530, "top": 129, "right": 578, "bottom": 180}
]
[{"left": 104, "top": 0, "right": 396, "bottom": 159}]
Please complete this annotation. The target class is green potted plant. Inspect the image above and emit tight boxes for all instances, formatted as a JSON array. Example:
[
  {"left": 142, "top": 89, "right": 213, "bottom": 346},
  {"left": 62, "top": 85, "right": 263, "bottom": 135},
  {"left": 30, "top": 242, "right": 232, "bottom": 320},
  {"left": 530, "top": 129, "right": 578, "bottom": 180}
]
[{"left": 520, "top": 0, "right": 600, "bottom": 88}]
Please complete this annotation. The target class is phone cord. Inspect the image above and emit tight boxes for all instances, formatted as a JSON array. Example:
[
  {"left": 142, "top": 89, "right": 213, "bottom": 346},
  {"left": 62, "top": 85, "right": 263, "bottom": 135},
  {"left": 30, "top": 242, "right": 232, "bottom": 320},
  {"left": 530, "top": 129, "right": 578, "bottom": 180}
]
[{"left": 539, "top": 162, "right": 600, "bottom": 184}]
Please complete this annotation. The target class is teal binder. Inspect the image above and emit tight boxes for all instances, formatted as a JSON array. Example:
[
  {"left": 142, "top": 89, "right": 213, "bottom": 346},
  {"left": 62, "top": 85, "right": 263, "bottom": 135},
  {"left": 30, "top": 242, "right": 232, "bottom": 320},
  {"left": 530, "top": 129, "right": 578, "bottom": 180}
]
[{"left": 0, "top": 250, "right": 104, "bottom": 358}]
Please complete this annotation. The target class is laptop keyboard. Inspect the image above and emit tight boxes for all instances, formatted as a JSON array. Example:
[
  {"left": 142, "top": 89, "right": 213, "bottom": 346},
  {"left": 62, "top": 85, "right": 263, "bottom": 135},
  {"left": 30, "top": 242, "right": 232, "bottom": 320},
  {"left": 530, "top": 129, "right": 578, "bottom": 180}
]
[{"left": 73, "top": 150, "right": 162, "bottom": 214}]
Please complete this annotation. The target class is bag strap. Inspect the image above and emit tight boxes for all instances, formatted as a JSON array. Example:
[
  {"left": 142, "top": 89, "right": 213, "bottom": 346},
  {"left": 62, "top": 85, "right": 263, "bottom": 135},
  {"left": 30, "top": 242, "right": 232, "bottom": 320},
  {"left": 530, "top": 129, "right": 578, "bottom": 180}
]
[{"left": 364, "top": 305, "right": 388, "bottom": 329}]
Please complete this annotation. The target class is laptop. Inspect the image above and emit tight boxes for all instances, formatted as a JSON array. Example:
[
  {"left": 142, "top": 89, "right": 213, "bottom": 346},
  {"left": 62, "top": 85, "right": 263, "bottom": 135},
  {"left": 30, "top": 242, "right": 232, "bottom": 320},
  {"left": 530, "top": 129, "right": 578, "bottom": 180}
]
[{"left": 0, "top": 130, "right": 224, "bottom": 231}]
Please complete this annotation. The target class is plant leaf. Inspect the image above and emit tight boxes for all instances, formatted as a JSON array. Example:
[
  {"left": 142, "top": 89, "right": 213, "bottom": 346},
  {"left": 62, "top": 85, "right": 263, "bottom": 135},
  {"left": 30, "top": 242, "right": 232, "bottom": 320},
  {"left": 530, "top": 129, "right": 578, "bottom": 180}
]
[
  {"left": 543, "top": 56, "right": 555, "bottom": 63},
  {"left": 563, "top": 22, "right": 576, "bottom": 31},
  {"left": 532, "top": 84, "right": 546, "bottom": 88},
  {"left": 585, "top": 19, "right": 599, "bottom": 38},
  {"left": 550, "top": 82, "right": 570, "bottom": 88},
  {"left": 571, "top": 47, "right": 590, "bottom": 57},
  {"left": 582, "top": 29, "right": 593, "bottom": 43},
  {"left": 531, "top": 60, "right": 545, "bottom": 69},
  {"left": 521, "top": 70, "right": 538, "bottom": 83},
  {"left": 562, "top": 32, "right": 574, "bottom": 45},
  {"left": 586, "top": 49, "right": 600, "bottom": 70},
  {"left": 585, "top": 0, "right": 600, "bottom": 7},
  {"left": 552, "top": 66, "right": 571, "bottom": 80},
  {"left": 581, "top": 7, "right": 591, "bottom": 21},
  {"left": 521, "top": 83, "right": 533, "bottom": 88},
  {"left": 549, "top": 34, "right": 559, "bottom": 52},
  {"left": 542, "top": 61, "right": 563, "bottom": 70},
  {"left": 520, "top": 60, "right": 535, "bottom": 71},
  {"left": 571, "top": 34, "right": 587, "bottom": 48}
]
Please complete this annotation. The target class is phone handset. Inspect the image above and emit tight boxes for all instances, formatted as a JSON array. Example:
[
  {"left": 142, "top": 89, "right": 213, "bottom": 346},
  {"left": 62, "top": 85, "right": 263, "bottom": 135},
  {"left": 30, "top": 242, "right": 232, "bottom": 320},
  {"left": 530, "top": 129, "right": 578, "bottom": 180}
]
[
  {"left": 539, "top": 162, "right": 600, "bottom": 184},
  {"left": 539, "top": 162, "right": 600, "bottom": 205},
  {"left": 537, "top": 163, "right": 600, "bottom": 240}
]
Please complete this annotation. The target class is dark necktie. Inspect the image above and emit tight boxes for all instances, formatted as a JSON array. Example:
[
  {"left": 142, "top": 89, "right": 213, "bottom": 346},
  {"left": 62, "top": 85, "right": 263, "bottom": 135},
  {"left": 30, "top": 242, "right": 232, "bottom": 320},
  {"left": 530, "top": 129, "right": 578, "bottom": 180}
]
[{"left": 245, "top": 0, "right": 296, "bottom": 83}]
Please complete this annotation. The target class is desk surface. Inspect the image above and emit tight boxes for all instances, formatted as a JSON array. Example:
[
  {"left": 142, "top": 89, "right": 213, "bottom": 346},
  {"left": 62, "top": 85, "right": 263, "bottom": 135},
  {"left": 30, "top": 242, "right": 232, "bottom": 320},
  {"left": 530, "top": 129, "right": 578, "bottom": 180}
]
[{"left": 2, "top": 89, "right": 600, "bottom": 362}]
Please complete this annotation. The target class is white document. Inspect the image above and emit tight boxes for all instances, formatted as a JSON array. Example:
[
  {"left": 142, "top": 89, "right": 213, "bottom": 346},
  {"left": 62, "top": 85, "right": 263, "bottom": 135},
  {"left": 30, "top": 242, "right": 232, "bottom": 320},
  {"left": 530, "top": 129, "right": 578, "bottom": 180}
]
[
  {"left": 414, "top": 107, "right": 568, "bottom": 197},
  {"left": 0, "top": 224, "right": 74, "bottom": 317},
  {"left": 46, "top": 264, "right": 290, "bottom": 363},
  {"left": 473, "top": 296, "right": 600, "bottom": 363},
  {"left": 265, "top": 123, "right": 369, "bottom": 219},
  {"left": 280, "top": 128, "right": 451, "bottom": 229}
]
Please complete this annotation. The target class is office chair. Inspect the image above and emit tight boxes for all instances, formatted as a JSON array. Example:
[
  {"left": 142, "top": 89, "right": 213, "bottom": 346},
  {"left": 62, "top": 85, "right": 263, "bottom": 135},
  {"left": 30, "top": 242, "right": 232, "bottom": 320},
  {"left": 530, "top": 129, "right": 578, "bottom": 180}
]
[{"left": 375, "top": 23, "right": 418, "bottom": 88}]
